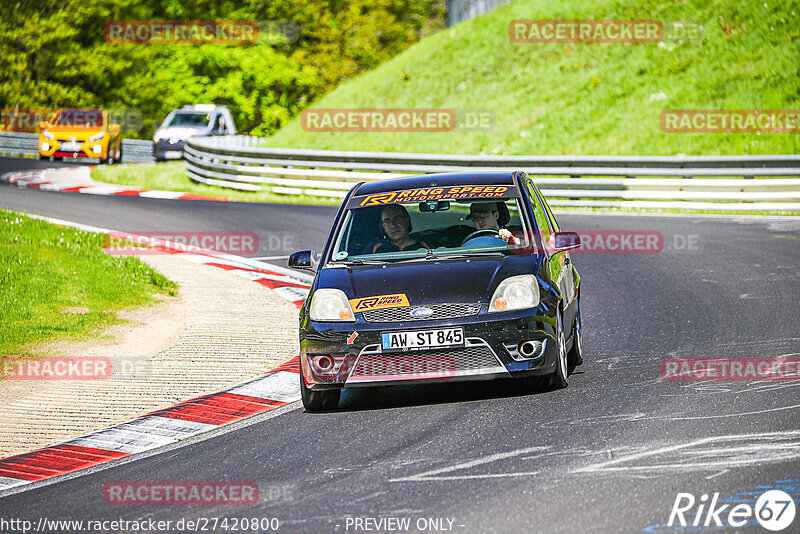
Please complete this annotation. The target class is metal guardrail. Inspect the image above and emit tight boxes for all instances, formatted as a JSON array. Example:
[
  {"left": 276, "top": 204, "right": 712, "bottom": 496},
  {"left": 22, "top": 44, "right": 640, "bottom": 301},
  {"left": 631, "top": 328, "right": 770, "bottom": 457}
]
[
  {"left": 184, "top": 135, "right": 800, "bottom": 211},
  {"left": 0, "top": 131, "right": 155, "bottom": 163}
]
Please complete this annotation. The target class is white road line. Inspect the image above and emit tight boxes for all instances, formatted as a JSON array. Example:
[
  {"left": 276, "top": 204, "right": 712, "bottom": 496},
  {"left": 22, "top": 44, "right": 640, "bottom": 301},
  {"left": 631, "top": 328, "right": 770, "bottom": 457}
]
[
  {"left": 273, "top": 286, "right": 310, "bottom": 301},
  {"left": 659, "top": 402, "right": 800, "bottom": 420},
  {"left": 573, "top": 431, "right": 800, "bottom": 474},
  {"left": 67, "top": 426, "right": 178, "bottom": 454},
  {"left": 0, "top": 476, "right": 28, "bottom": 490},
  {"left": 390, "top": 446, "right": 548, "bottom": 482},
  {"left": 138, "top": 190, "right": 185, "bottom": 199},
  {"left": 228, "top": 371, "right": 301, "bottom": 403},
  {"left": 115, "top": 416, "right": 216, "bottom": 438},
  {"left": 79, "top": 185, "right": 130, "bottom": 195},
  {"left": 37, "top": 182, "right": 76, "bottom": 191}
]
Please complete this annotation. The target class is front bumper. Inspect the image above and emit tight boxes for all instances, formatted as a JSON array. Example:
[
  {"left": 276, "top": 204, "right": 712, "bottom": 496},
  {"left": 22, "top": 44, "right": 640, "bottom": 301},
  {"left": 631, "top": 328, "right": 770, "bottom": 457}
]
[
  {"left": 154, "top": 139, "right": 187, "bottom": 160},
  {"left": 300, "top": 307, "right": 559, "bottom": 390},
  {"left": 39, "top": 137, "right": 110, "bottom": 159}
]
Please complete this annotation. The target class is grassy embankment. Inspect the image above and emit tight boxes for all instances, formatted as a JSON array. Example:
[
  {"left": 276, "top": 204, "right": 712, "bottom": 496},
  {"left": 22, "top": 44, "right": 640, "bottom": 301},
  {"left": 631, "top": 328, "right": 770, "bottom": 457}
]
[
  {"left": 0, "top": 209, "right": 178, "bottom": 358},
  {"left": 265, "top": 0, "right": 799, "bottom": 155}
]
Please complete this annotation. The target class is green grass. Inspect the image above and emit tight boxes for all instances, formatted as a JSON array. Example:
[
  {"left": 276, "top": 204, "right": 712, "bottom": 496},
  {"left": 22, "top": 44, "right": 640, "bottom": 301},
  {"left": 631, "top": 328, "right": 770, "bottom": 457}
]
[
  {"left": 260, "top": 0, "right": 800, "bottom": 155},
  {"left": 0, "top": 209, "right": 178, "bottom": 358},
  {"left": 92, "top": 162, "right": 341, "bottom": 205}
]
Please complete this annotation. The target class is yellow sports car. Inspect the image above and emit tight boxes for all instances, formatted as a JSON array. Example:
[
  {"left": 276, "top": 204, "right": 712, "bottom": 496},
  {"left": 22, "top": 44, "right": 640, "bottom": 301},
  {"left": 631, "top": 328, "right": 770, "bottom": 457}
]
[{"left": 39, "top": 109, "right": 122, "bottom": 163}]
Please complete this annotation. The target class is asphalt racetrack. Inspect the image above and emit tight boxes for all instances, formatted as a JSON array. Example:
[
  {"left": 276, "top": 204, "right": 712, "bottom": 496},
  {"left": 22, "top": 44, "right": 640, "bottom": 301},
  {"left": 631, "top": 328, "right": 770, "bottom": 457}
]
[{"left": 2, "top": 157, "right": 800, "bottom": 532}]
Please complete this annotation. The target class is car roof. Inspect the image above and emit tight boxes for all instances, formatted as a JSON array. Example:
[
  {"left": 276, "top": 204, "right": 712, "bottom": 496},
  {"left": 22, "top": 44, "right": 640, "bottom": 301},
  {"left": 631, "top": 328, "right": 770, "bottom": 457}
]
[
  {"left": 179, "top": 104, "right": 228, "bottom": 112},
  {"left": 354, "top": 172, "right": 517, "bottom": 196}
]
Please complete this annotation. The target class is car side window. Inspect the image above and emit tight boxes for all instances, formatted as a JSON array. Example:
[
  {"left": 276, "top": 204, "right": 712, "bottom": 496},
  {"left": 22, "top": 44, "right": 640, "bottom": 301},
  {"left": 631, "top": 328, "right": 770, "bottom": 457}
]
[
  {"left": 525, "top": 180, "right": 553, "bottom": 246},
  {"left": 536, "top": 183, "right": 560, "bottom": 233}
]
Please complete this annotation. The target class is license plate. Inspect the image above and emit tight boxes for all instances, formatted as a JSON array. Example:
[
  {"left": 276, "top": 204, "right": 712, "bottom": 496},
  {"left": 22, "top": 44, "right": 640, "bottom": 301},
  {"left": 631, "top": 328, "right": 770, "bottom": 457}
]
[
  {"left": 164, "top": 150, "right": 183, "bottom": 159},
  {"left": 381, "top": 327, "right": 464, "bottom": 352},
  {"left": 61, "top": 141, "right": 81, "bottom": 151}
]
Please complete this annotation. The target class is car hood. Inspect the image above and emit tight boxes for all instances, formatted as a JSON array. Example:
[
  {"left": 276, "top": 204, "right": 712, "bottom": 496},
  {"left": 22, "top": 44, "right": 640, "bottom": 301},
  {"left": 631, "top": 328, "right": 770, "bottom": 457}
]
[
  {"left": 316, "top": 254, "right": 542, "bottom": 305},
  {"left": 156, "top": 126, "right": 206, "bottom": 140},
  {"left": 45, "top": 127, "right": 104, "bottom": 140}
]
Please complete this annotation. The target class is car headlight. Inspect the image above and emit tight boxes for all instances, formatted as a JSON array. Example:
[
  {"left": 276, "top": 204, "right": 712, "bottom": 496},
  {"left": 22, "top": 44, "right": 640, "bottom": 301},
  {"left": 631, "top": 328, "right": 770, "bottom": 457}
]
[
  {"left": 309, "top": 288, "right": 355, "bottom": 322},
  {"left": 42, "top": 128, "right": 54, "bottom": 140},
  {"left": 89, "top": 131, "right": 106, "bottom": 142},
  {"left": 489, "top": 275, "right": 540, "bottom": 313}
]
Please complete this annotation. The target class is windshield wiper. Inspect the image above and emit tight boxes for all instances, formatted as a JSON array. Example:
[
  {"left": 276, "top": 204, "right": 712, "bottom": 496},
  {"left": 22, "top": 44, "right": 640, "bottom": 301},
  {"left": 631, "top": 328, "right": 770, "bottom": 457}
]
[
  {"left": 331, "top": 259, "right": 386, "bottom": 266},
  {"left": 434, "top": 251, "right": 505, "bottom": 259}
]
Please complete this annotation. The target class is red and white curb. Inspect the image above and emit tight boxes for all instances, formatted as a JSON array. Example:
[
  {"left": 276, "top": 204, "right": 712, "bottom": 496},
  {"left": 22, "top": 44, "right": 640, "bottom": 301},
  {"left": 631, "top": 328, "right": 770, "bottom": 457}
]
[
  {"left": 0, "top": 359, "right": 301, "bottom": 491},
  {"left": 0, "top": 217, "right": 313, "bottom": 493},
  {"left": 2, "top": 169, "right": 230, "bottom": 202}
]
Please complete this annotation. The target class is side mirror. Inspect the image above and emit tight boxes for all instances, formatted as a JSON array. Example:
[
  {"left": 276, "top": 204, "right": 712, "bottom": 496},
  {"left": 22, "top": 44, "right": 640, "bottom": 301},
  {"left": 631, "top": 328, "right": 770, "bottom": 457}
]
[
  {"left": 40, "top": 121, "right": 48, "bottom": 129},
  {"left": 155, "top": 121, "right": 161, "bottom": 129},
  {"left": 552, "top": 231, "right": 581, "bottom": 252},
  {"left": 289, "top": 250, "right": 315, "bottom": 271}
]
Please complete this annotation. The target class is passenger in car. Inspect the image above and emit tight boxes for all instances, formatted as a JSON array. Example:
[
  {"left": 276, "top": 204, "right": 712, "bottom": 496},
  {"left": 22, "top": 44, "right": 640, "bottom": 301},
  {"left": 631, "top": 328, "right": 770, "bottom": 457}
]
[
  {"left": 466, "top": 202, "right": 521, "bottom": 245},
  {"left": 363, "top": 204, "right": 431, "bottom": 253}
]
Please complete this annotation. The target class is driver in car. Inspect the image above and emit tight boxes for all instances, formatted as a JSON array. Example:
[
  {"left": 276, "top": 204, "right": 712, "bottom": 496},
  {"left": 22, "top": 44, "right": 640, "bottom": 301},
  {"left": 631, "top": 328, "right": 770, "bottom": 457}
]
[
  {"left": 363, "top": 204, "right": 431, "bottom": 254},
  {"left": 466, "top": 202, "right": 520, "bottom": 244}
]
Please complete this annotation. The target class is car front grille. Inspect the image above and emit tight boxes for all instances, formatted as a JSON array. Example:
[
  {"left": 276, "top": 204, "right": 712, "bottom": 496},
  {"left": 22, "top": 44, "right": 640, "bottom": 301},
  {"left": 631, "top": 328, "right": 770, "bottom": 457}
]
[
  {"left": 348, "top": 340, "right": 505, "bottom": 380},
  {"left": 361, "top": 303, "right": 482, "bottom": 323}
]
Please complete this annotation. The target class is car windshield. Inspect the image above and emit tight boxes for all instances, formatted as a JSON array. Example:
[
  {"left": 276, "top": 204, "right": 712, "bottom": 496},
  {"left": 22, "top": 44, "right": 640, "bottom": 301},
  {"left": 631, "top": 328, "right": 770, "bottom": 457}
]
[
  {"left": 162, "top": 112, "right": 211, "bottom": 128},
  {"left": 329, "top": 187, "right": 535, "bottom": 263},
  {"left": 50, "top": 109, "right": 104, "bottom": 128}
]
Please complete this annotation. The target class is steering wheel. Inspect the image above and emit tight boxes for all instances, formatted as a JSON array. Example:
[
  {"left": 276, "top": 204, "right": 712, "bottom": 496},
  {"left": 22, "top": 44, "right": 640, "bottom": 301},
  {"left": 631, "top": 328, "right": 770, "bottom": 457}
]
[{"left": 461, "top": 229, "right": 502, "bottom": 246}]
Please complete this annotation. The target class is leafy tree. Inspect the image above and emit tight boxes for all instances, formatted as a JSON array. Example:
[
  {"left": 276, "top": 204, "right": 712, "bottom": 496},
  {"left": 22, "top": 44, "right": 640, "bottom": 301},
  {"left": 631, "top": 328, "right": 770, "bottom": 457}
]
[{"left": 0, "top": 0, "right": 445, "bottom": 137}]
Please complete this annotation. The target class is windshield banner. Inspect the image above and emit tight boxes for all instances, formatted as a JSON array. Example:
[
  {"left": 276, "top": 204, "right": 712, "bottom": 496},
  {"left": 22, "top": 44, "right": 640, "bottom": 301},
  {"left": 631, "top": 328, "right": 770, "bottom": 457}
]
[{"left": 350, "top": 185, "right": 519, "bottom": 208}]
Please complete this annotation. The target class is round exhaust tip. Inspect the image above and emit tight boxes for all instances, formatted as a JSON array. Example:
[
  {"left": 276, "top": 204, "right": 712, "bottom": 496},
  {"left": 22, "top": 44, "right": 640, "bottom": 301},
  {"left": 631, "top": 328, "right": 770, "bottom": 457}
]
[
  {"left": 518, "top": 340, "right": 540, "bottom": 358},
  {"left": 312, "top": 355, "right": 335, "bottom": 372}
]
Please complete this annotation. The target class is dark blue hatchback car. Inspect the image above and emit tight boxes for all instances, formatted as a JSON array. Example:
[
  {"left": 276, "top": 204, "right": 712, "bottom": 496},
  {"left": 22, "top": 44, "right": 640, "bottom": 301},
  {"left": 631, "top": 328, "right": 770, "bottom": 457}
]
[{"left": 289, "top": 171, "right": 582, "bottom": 411}]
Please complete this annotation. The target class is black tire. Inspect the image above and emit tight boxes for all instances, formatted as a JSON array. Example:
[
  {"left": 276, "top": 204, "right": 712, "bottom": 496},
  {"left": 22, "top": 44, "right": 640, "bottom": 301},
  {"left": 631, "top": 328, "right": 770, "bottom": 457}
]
[
  {"left": 546, "top": 311, "right": 569, "bottom": 390},
  {"left": 117, "top": 143, "right": 123, "bottom": 163},
  {"left": 39, "top": 155, "right": 49, "bottom": 160},
  {"left": 567, "top": 297, "right": 583, "bottom": 371},
  {"left": 300, "top": 374, "right": 341, "bottom": 411}
]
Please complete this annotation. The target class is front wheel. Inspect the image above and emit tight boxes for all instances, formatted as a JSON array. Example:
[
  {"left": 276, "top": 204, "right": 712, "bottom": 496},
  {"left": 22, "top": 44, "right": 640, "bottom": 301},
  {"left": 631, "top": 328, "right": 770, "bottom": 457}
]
[
  {"left": 300, "top": 374, "right": 341, "bottom": 411},
  {"left": 546, "top": 311, "right": 569, "bottom": 390}
]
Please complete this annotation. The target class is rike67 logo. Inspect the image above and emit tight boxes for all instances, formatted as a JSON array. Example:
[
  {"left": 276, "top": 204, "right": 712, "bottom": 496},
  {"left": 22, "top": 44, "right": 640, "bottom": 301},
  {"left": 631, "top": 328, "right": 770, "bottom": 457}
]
[{"left": 668, "top": 490, "right": 796, "bottom": 531}]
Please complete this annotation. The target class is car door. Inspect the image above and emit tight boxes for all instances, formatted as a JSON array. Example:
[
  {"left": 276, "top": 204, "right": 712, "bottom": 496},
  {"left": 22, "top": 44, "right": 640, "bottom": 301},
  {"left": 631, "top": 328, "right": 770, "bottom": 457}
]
[{"left": 525, "top": 180, "right": 577, "bottom": 327}]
